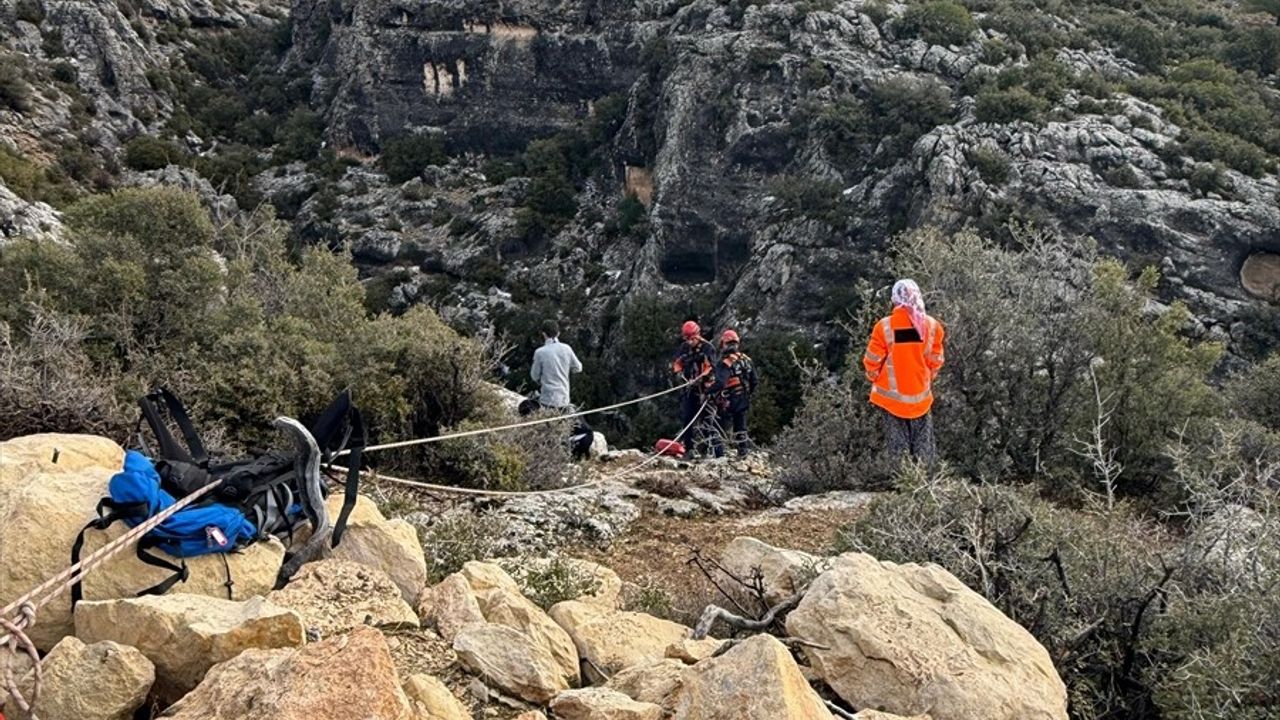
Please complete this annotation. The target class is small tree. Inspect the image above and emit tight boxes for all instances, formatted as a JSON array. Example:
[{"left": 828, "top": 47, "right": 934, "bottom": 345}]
[
  {"left": 898, "top": 0, "right": 978, "bottom": 47},
  {"left": 379, "top": 133, "right": 447, "bottom": 184}
]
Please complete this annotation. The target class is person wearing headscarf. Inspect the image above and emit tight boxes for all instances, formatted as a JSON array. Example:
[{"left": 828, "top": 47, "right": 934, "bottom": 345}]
[{"left": 862, "top": 279, "right": 946, "bottom": 465}]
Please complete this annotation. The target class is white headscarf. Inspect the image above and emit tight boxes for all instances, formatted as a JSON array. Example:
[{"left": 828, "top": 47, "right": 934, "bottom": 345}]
[{"left": 892, "top": 279, "right": 927, "bottom": 337}]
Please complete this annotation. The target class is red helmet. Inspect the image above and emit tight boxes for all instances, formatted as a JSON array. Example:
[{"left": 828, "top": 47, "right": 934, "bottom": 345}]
[
  {"left": 681, "top": 321, "right": 700, "bottom": 338},
  {"left": 720, "top": 329, "right": 740, "bottom": 346}
]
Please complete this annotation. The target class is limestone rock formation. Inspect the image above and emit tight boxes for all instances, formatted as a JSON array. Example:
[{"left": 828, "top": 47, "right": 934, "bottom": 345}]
[
  {"left": 549, "top": 600, "right": 697, "bottom": 682},
  {"left": 669, "top": 634, "right": 833, "bottom": 720},
  {"left": 75, "top": 593, "right": 305, "bottom": 705},
  {"left": 549, "top": 687, "right": 666, "bottom": 720},
  {"left": 786, "top": 552, "right": 1068, "bottom": 720},
  {"left": 0, "top": 434, "right": 284, "bottom": 651},
  {"left": 159, "top": 626, "right": 417, "bottom": 719},
  {"left": 268, "top": 558, "right": 419, "bottom": 637},
  {"left": 9, "top": 636, "right": 154, "bottom": 720}
]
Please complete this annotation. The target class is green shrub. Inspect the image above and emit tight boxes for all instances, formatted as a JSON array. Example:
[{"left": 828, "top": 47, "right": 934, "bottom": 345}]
[
  {"left": 193, "top": 144, "right": 266, "bottom": 209},
  {"left": 1223, "top": 26, "right": 1280, "bottom": 76},
  {"left": 379, "top": 133, "right": 447, "bottom": 184},
  {"left": 0, "top": 188, "right": 500, "bottom": 450},
  {"left": 968, "top": 146, "right": 1010, "bottom": 185},
  {"left": 611, "top": 195, "right": 648, "bottom": 237},
  {"left": 273, "top": 108, "right": 324, "bottom": 163},
  {"left": 1188, "top": 161, "right": 1228, "bottom": 195},
  {"left": 1228, "top": 354, "right": 1280, "bottom": 431},
  {"left": 418, "top": 512, "right": 512, "bottom": 583},
  {"left": 815, "top": 77, "right": 954, "bottom": 166},
  {"left": 1104, "top": 164, "right": 1142, "bottom": 188},
  {"left": 15, "top": 0, "right": 44, "bottom": 24},
  {"left": 0, "top": 63, "right": 33, "bottom": 113},
  {"left": 974, "top": 85, "right": 1048, "bottom": 123},
  {"left": 1183, "top": 130, "right": 1273, "bottom": 177},
  {"left": 503, "top": 556, "right": 603, "bottom": 609},
  {"left": 51, "top": 61, "right": 77, "bottom": 84},
  {"left": 0, "top": 145, "right": 76, "bottom": 206},
  {"left": 123, "top": 136, "right": 186, "bottom": 171},
  {"left": 1244, "top": 0, "right": 1280, "bottom": 24},
  {"left": 898, "top": 0, "right": 977, "bottom": 47}
]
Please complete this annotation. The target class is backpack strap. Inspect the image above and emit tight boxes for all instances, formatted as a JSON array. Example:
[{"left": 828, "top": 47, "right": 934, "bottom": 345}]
[
  {"left": 131, "top": 538, "right": 191, "bottom": 597},
  {"left": 330, "top": 406, "right": 366, "bottom": 548},
  {"left": 69, "top": 497, "right": 152, "bottom": 606},
  {"left": 139, "top": 388, "right": 209, "bottom": 468}
]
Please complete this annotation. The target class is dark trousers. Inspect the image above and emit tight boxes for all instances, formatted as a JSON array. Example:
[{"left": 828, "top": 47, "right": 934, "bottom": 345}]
[
  {"left": 678, "top": 393, "right": 722, "bottom": 458},
  {"left": 882, "top": 410, "right": 936, "bottom": 466},
  {"left": 719, "top": 405, "right": 751, "bottom": 456}
]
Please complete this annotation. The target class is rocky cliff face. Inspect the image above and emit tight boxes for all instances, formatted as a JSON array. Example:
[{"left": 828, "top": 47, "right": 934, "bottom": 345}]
[
  {"left": 3, "top": 0, "right": 1279, "bottom": 373},
  {"left": 272, "top": 0, "right": 1279, "bottom": 371}
]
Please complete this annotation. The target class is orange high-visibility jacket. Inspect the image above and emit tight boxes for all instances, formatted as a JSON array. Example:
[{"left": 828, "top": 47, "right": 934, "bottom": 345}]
[{"left": 862, "top": 306, "right": 945, "bottom": 419}]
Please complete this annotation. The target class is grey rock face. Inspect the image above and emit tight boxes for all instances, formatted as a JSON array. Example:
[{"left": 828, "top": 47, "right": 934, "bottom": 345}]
[{"left": 0, "top": 182, "right": 63, "bottom": 242}]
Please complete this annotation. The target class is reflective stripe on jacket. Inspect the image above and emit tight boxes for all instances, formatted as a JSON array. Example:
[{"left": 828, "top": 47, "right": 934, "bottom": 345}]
[{"left": 862, "top": 307, "right": 945, "bottom": 419}]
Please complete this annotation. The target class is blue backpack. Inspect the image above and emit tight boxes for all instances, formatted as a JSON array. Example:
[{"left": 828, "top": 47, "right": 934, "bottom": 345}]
[{"left": 70, "top": 388, "right": 366, "bottom": 603}]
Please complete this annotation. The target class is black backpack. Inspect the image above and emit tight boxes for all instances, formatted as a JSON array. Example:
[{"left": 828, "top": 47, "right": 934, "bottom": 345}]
[{"left": 71, "top": 387, "right": 367, "bottom": 599}]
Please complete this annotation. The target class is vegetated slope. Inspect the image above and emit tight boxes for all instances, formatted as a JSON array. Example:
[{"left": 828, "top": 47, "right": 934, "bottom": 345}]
[{"left": 2, "top": 0, "right": 1279, "bottom": 439}]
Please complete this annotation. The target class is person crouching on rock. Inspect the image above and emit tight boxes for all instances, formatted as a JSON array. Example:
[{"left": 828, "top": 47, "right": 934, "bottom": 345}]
[
  {"left": 862, "top": 279, "right": 946, "bottom": 467},
  {"left": 714, "top": 329, "right": 758, "bottom": 458},
  {"left": 672, "top": 320, "right": 720, "bottom": 460}
]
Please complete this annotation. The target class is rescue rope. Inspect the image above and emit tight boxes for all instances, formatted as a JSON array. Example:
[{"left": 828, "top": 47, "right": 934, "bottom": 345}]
[
  {"left": 326, "top": 399, "right": 712, "bottom": 498},
  {"left": 338, "top": 374, "right": 707, "bottom": 458},
  {"left": 0, "top": 479, "right": 225, "bottom": 715}
]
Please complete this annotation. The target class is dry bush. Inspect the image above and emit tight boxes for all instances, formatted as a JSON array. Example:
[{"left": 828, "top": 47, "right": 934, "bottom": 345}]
[
  {"left": 417, "top": 511, "right": 512, "bottom": 583},
  {"left": 0, "top": 306, "right": 127, "bottom": 440}
]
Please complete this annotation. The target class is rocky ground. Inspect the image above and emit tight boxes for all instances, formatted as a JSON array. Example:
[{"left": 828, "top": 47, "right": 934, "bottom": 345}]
[{"left": 1, "top": 431, "right": 1069, "bottom": 720}]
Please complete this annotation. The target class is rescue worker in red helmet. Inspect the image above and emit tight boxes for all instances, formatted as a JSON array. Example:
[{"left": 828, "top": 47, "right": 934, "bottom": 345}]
[
  {"left": 862, "top": 279, "right": 945, "bottom": 465},
  {"left": 713, "top": 329, "right": 758, "bottom": 457},
  {"left": 672, "top": 320, "right": 720, "bottom": 459}
]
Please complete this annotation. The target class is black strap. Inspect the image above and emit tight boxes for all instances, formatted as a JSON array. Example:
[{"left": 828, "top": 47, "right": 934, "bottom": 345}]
[
  {"left": 218, "top": 552, "right": 234, "bottom": 600},
  {"left": 156, "top": 388, "right": 208, "bottom": 467},
  {"left": 331, "top": 406, "right": 366, "bottom": 548},
  {"left": 139, "top": 393, "right": 192, "bottom": 464},
  {"left": 70, "top": 498, "right": 151, "bottom": 606},
  {"left": 132, "top": 538, "right": 190, "bottom": 597}
]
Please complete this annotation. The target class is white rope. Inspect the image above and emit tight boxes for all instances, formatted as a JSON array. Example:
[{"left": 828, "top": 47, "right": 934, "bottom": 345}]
[
  {"left": 338, "top": 374, "right": 707, "bottom": 458},
  {"left": 326, "top": 399, "right": 712, "bottom": 498}
]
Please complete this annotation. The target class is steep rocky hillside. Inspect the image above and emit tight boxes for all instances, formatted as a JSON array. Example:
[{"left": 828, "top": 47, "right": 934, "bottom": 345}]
[{"left": 2, "top": 0, "right": 1279, "bottom": 423}]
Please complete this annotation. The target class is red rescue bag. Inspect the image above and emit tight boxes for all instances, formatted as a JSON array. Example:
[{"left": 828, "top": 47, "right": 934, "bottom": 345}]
[{"left": 654, "top": 439, "right": 685, "bottom": 457}]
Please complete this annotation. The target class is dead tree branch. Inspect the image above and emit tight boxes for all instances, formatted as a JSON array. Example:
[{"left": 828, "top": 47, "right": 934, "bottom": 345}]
[{"left": 694, "top": 593, "right": 803, "bottom": 639}]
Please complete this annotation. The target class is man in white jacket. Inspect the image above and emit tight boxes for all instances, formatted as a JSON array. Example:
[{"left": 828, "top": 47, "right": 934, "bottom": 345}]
[{"left": 530, "top": 320, "right": 583, "bottom": 410}]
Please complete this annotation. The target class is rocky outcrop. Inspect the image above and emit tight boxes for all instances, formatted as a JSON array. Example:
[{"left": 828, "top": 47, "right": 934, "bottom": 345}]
[
  {"left": 549, "top": 600, "right": 698, "bottom": 682},
  {"left": 670, "top": 634, "right": 833, "bottom": 720},
  {"left": 0, "top": 183, "right": 62, "bottom": 242},
  {"left": 160, "top": 626, "right": 418, "bottom": 719},
  {"left": 267, "top": 559, "right": 419, "bottom": 637},
  {"left": 9, "top": 636, "right": 154, "bottom": 720},
  {"left": 75, "top": 594, "right": 305, "bottom": 705},
  {"left": 289, "top": 0, "right": 643, "bottom": 153},
  {"left": 549, "top": 687, "right": 665, "bottom": 720},
  {"left": 786, "top": 552, "right": 1068, "bottom": 720},
  {"left": 0, "top": 434, "right": 284, "bottom": 651}
]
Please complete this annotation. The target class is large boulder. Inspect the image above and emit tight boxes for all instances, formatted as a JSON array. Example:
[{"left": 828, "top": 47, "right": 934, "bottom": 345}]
[
  {"left": 325, "top": 495, "right": 427, "bottom": 605},
  {"left": 785, "top": 553, "right": 1068, "bottom": 720},
  {"left": 720, "top": 537, "right": 824, "bottom": 606},
  {"left": 75, "top": 593, "right": 305, "bottom": 705},
  {"left": 670, "top": 634, "right": 833, "bottom": 720},
  {"left": 0, "top": 434, "right": 284, "bottom": 651},
  {"left": 403, "top": 674, "right": 470, "bottom": 720},
  {"left": 549, "top": 601, "right": 695, "bottom": 682},
  {"left": 160, "top": 626, "right": 417, "bottom": 719},
  {"left": 8, "top": 636, "right": 154, "bottom": 720},
  {"left": 268, "top": 559, "right": 419, "bottom": 637},
  {"left": 453, "top": 623, "right": 570, "bottom": 704},
  {"left": 549, "top": 687, "right": 665, "bottom": 720}
]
